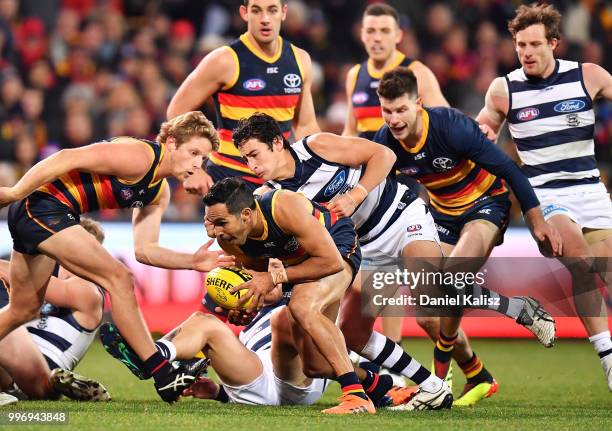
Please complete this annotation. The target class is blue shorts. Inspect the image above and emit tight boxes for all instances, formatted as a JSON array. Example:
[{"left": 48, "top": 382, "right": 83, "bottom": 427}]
[
  {"left": 431, "top": 194, "right": 511, "bottom": 246},
  {"left": 329, "top": 217, "right": 362, "bottom": 279},
  {"left": 7, "top": 192, "right": 80, "bottom": 255}
]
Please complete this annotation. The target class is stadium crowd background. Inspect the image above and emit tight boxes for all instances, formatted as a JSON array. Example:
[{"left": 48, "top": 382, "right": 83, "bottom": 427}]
[{"left": 0, "top": 0, "right": 609, "bottom": 223}]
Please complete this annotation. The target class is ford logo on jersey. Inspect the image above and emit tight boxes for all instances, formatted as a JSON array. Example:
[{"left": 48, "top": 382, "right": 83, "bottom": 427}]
[
  {"left": 243, "top": 79, "right": 266, "bottom": 91},
  {"left": 323, "top": 171, "right": 346, "bottom": 197},
  {"left": 553, "top": 99, "right": 585, "bottom": 113},
  {"left": 517, "top": 107, "right": 540, "bottom": 121}
]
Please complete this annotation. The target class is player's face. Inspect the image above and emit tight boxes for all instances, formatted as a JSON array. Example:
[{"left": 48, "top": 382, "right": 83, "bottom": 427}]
[
  {"left": 514, "top": 24, "right": 558, "bottom": 77},
  {"left": 170, "top": 136, "right": 213, "bottom": 181},
  {"left": 361, "top": 15, "right": 402, "bottom": 63},
  {"left": 240, "top": 0, "right": 287, "bottom": 45},
  {"left": 239, "top": 137, "right": 284, "bottom": 180},
  {"left": 380, "top": 94, "right": 421, "bottom": 141},
  {"left": 205, "top": 204, "right": 251, "bottom": 245}
]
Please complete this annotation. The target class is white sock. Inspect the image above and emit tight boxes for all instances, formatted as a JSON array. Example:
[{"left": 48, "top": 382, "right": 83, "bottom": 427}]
[
  {"left": 588, "top": 331, "right": 612, "bottom": 357},
  {"left": 419, "top": 375, "right": 443, "bottom": 392},
  {"left": 155, "top": 339, "right": 177, "bottom": 361}
]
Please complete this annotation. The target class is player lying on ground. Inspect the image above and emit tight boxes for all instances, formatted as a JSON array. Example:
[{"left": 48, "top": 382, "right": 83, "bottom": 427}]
[
  {"left": 100, "top": 277, "right": 416, "bottom": 408},
  {"left": 374, "top": 67, "right": 562, "bottom": 405},
  {"left": 0, "top": 218, "right": 110, "bottom": 403},
  {"left": 477, "top": 3, "right": 612, "bottom": 391},
  {"left": 0, "top": 112, "right": 233, "bottom": 403},
  {"left": 233, "top": 112, "right": 558, "bottom": 406}
]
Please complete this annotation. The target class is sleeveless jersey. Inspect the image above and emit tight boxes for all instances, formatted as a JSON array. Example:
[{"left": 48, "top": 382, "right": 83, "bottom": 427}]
[
  {"left": 37, "top": 138, "right": 167, "bottom": 213},
  {"left": 374, "top": 108, "right": 509, "bottom": 216},
  {"left": 350, "top": 52, "right": 413, "bottom": 140},
  {"left": 25, "top": 299, "right": 102, "bottom": 370},
  {"left": 505, "top": 59, "right": 599, "bottom": 189},
  {"left": 210, "top": 33, "right": 304, "bottom": 179},
  {"left": 239, "top": 190, "right": 348, "bottom": 267},
  {"left": 264, "top": 137, "right": 418, "bottom": 241}
]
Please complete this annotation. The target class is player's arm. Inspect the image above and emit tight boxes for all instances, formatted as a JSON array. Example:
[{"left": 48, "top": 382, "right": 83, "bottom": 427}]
[
  {"left": 582, "top": 63, "right": 612, "bottom": 101},
  {"left": 166, "top": 47, "right": 235, "bottom": 119},
  {"left": 0, "top": 138, "right": 155, "bottom": 206},
  {"left": 307, "top": 132, "right": 396, "bottom": 216},
  {"left": 453, "top": 113, "right": 561, "bottom": 255},
  {"left": 133, "top": 183, "right": 234, "bottom": 271},
  {"left": 476, "top": 77, "right": 509, "bottom": 142},
  {"left": 232, "top": 191, "right": 344, "bottom": 310},
  {"left": 409, "top": 61, "right": 449, "bottom": 107},
  {"left": 291, "top": 47, "right": 321, "bottom": 138},
  {"left": 342, "top": 65, "right": 360, "bottom": 137}
]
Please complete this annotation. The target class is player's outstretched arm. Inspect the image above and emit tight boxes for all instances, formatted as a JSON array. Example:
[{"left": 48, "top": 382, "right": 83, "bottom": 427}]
[
  {"left": 166, "top": 47, "right": 235, "bottom": 119},
  {"left": 292, "top": 48, "right": 321, "bottom": 138},
  {"left": 476, "top": 77, "right": 509, "bottom": 142},
  {"left": 133, "top": 184, "right": 234, "bottom": 271},
  {"left": 342, "top": 65, "right": 360, "bottom": 137},
  {"left": 0, "top": 139, "right": 155, "bottom": 207},
  {"left": 409, "top": 61, "right": 450, "bottom": 107},
  {"left": 308, "top": 132, "right": 397, "bottom": 216}
]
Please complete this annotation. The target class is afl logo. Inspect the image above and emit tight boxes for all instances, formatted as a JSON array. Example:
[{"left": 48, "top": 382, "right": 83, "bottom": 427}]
[
  {"left": 323, "top": 171, "right": 347, "bottom": 197},
  {"left": 554, "top": 99, "right": 585, "bottom": 113},
  {"left": 352, "top": 91, "right": 369, "bottom": 104},
  {"left": 517, "top": 107, "right": 540, "bottom": 121},
  {"left": 243, "top": 79, "right": 266, "bottom": 91},
  {"left": 400, "top": 167, "right": 419, "bottom": 175},
  {"left": 120, "top": 189, "right": 133, "bottom": 200},
  {"left": 283, "top": 73, "right": 301, "bottom": 88},
  {"left": 432, "top": 157, "right": 455, "bottom": 171},
  {"left": 407, "top": 224, "right": 421, "bottom": 232}
]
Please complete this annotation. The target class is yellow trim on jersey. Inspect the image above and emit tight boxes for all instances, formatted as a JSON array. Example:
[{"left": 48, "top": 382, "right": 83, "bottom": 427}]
[
  {"left": 150, "top": 179, "right": 168, "bottom": 205},
  {"left": 290, "top": 44, "right": 304, "bottom": 79},
  {"left": 348, "top": 64, "right": 361, "bottom": 95},
  {"left": 58, "top": 173, "right": 83, "bottom": 213},
  {"left": 222, "top": 47, "right": 240, "bottom": 91},
  {"left": 398, "top": 109, "right": 429, "bottom": 154},
  {"left": 240, "top": 33, "right": 283, "bottom": 64},
  {"left": 91, "top": 173, "right": 105, "bottom": 206},
  {"left": 357, "top": 117, "right": 385, "bottom": 132},
  {"left": 116, "top": 140, "right": 157, "bottom": 186},
  {"left": 149, "top": 144, "right": 166, "bottom": 187},
  {"left": 270, "top": 190, "right": 281, "bottom": 227},
  {"left": 209, "top": 151, "right": 254, "bottom": 174},
  {"left": 220, "top": 104, "right": 295, "bottom": 122},
  {"left": 218, "top": 140, "right": 242, "bottom": 157},
  {"left": 252, "top": 200, "right": 269, "bottom": 241},
  {"left": 367, "top": 51, "right": 406, "bottom": 79}
]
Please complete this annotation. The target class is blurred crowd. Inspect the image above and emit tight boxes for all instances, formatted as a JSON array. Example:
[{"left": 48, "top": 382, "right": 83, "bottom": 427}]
[{"left": 0, "top": 0, "right": 610, "bottom": 222}]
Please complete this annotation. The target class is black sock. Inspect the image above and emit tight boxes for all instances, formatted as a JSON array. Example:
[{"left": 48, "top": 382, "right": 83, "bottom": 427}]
[
  {"left": 144, "top": 351, "right": 172, "bottom": 384},
  {"left": 359, "top": 361, "right": 381, "bottom": 374},
  {"left": 467, "top": 366, "right": 494, "bottom": 385},
  {"left": 215, "top": 386, "right": 229, "bottom": 403},
  {"left": 337, "top": 372, "right": 368, "bottom": 400},
  {"left": 362, "top": 370, "right": 392, "bottom": 405}
]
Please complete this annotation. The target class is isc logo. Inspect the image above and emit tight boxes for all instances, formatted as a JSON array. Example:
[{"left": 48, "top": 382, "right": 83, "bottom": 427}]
[
  {"left": 517, "top": 107, "right": 540, "bottom": 121},
  {"left": 243, "top": 78, "right": 266, "bottom": 91}
]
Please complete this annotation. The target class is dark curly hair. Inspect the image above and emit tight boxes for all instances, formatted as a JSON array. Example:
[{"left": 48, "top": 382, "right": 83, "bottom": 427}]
[
  {"left": 203, "top": 178, "right": 256, "bottom": 215},
  {"left": 232, "top": 113, "right": 290, "bottom": 151},
  {"left": 377, "top": 67, "right": 418, "bottom": 101}
]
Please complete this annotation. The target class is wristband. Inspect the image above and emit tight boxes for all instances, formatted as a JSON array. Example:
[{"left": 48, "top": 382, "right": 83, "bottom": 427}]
[{"left": 271, "top": 267, "right": 289, "bottom": 285}]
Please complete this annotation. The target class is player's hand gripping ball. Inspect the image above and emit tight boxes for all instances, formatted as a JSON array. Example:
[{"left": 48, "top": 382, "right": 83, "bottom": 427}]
[{"left": 205, "top": 267, "right": 254, "bottom": 310}]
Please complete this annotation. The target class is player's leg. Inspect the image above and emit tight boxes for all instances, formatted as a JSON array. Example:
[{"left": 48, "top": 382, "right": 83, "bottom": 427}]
[
  {"left": 37, "top": 225, "right": 199, "bottom": 402},
  {"left": 0, "top": 326, "right": 54, "bottom": 399},
  {"left": 165, "top": 311, "right": 263, "bottom": 387},
  {"left": 0, "top": 251, "right": 55, "bottom": 340}
]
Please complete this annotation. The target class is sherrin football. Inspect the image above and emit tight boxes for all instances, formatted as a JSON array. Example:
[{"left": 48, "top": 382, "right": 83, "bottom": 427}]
[{"left": 205, "top": 266, "right": 254, "bottom": 310}]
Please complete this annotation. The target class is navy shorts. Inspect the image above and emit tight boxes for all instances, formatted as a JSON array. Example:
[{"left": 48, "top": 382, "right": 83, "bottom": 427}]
[
  {"left": 205, "top": 158, "right": 264, "bottom": 192},
  {"left": 0, "top": 277, "right": 8, "bottom": 308},
  {"left": 329, "top": 216, "right": 362, "bottom": 280},
  {"left": 7, "top": 192, "right": 80, "bottom": 255},
  {"left": 431, "top": 194, "right": 511, "bottom": 246}
]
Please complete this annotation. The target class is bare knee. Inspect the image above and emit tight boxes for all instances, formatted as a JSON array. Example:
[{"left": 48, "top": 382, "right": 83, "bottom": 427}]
[
  {"left": 302, "top": 361, "right": 334, "bottom": 379},
  {"left": 288, "top": 300, "right": 317, "bottom": 330},
  {"left": 339, "top": 317, "right": 374, "bottom": 352},
  {"left": 101, "top": 264, "right": 135, "bottom": 294}
]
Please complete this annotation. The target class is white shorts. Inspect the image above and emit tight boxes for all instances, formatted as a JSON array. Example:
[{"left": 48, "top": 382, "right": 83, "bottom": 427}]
[
  {"left": 222, "top": 349, "right": 327, "bottom": 406},
  {"left": 361, "top": 197, "right": 439, "bottom": 267},
  {"left": 537, "top": 182, "right": 612, "bottom": 229}
]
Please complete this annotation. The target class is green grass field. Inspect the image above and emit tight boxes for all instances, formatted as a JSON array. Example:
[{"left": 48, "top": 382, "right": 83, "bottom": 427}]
[{"left": 2, "top": 338, "right": 611, "bottom": 430}]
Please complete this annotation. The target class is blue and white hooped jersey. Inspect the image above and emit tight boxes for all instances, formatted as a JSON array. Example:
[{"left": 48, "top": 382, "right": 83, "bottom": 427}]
[
  {"left": 264, "top": 137, "right": 418, "bottom": 241},
  {"left": 239, "top": 302, "right": 286, "bottom": 353},
  {"left": 25, "top": 301, "right": 101, "bottom": 371},
  {"left": 506, "top": 60, "right": 599, "bottom": 189}
]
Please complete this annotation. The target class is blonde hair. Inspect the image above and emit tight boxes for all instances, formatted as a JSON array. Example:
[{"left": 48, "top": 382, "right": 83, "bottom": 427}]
[
  {"left": 80, "top": 217, "right": 105, "bottom": 244},
  {"left": 156, "top": 111, "right": 219, "bottom": 151}
]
